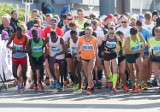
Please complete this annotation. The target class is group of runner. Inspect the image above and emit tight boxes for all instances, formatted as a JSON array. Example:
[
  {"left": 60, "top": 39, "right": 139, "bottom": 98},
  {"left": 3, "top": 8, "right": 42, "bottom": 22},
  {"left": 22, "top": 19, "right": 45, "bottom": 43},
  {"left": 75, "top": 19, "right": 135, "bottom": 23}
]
[{"left": 1, "top": 8, "right": 160, "bottom": 95}]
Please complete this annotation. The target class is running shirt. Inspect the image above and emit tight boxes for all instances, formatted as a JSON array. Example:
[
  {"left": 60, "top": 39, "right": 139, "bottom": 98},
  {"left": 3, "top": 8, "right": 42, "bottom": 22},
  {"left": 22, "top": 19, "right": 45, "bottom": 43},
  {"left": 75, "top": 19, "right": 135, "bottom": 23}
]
[
  {"left": 12, "top": 34, "right": 27, "bottom": 58},
  {"left": 74, "top": 18, "right": 88, "bottom": 30},
  {"left": 31, "top": 38, "right": 43, "bottom": 58},
  {"left": 49, "top": 36, "right": 65, "bottom": 59},
  {"left": 69, "top": 37, "right": 78, "bottom": 57},
  {"left": 139, "top": 28, "right": 150, "bottom": 52},
  {"left": 143, "top": 22, "right": 155, "bottom": 35},
  {"left": 63, "top": 29, "right": 82, "bottom": 42},
  {"left": 78, "top": 36, "right": 98, "bottom": 60},
  {"left": 129, "top": 34, "right": 142, "bottom": 51},
  {"left": 94, "top": 27, "right": 104, "bottom": 46},
  {"left": 104, "top": 35, "right": 117, "bottom": 50},
  {"left": 149, "top": 37, "right": 160, "bottom": 55},
  {"left": 117, "top": 26, "right": 132, "bottom": 38}
]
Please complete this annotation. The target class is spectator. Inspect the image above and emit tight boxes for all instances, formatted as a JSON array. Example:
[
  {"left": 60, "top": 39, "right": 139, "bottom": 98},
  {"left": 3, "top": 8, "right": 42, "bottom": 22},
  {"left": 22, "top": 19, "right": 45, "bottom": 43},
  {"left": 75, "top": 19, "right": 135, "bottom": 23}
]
[
  {"left": 27, "top": 9, "right": 39, "bottom": 30},
  {"left": 0, "top": 15, "right": 14, "bottom": 39},
  {"left": 10, "top": 9, "right": 19, "bottom": 33},
  {"left": 41, "top": 2, "right": 47, "bottom": 15}
]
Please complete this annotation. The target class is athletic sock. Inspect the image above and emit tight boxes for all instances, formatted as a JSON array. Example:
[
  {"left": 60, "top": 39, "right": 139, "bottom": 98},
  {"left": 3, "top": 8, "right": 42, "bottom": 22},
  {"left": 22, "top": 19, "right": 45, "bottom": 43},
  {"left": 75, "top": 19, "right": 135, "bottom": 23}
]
[{"left": 112, "top": 74, "right": 118, "bottom": 88}]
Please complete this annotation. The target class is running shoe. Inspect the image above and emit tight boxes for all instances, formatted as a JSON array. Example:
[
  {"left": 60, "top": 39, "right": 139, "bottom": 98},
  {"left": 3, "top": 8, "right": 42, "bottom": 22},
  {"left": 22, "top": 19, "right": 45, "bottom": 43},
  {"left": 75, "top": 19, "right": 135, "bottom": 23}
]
[
  {"left": 97, "top": 80, "right": 102, "bottom": 89},
  {"left": 112, "top": 88, "right": 117, "bottom": 94},
  {"left": 49, "top": 81, "right": 55, "bottom": 89},
  {"left": 108, "top": 81, "right": 113, "bottom": 90},
  {"left": 39, "top": 83, "right": 44, "bottom": 90},
  {"left": 45, "top": 79, "right": 50, "bottom": 86},
  {"left": 63, "top": 81, "right": 68, "bottom": 86},
  {"left": 143, "top": 84, "right": 148, "bottom": 90},
  {"left": 18, "top": 84, "right": 23, "bottom": 90},
  {"left": 132, "top": 85, "right": 136, "bottom": 92},
  {"left": 29, "top": 83, "right": 34, "bottom": 89},
  {"left": 123, "top": 85, "right": 129, "bottom": 92},
  {"left": 116, "top": 83, "right": 121, "bottom": 90},
  {"left": 90, "top": 82, "right": 94, "bottom": 91},
  {"left": 69, "top": 81, "right": 75, "bottom": 87},
  {"left": 86, "top": 88, "right": 91, "bottom": 95},
  {"left": 106, "top": 81, "right": 109, "bottom": 88},
  {"left": 34, "top": 86, "right": 38, "bottom": 91},
  {"left": 137, "top": 85, "right": 142, "bottom": 93},
  {"left": 73, "top": 84, "right": 79, "bottom": 91},
  {"left": 147, "top": 81, "right": 153, "bottom": 87},
  {"left": 56, "top": 82, "right": 62, "bottom": 89}
]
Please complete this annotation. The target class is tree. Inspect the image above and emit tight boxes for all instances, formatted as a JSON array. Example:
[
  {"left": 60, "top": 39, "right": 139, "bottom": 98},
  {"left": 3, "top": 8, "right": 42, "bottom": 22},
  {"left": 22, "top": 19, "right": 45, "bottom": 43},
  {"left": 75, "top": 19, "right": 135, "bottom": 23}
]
[{"left": 0, "top": 3, "right": 25, "bottom": 24}]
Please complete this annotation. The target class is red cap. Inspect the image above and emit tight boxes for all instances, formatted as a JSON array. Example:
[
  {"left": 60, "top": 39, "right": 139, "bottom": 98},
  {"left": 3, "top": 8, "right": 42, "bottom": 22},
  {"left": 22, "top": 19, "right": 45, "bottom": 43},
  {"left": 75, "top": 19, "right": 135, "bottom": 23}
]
[{"left": 107, "top": 14, "right": 114, "bottom": 19}]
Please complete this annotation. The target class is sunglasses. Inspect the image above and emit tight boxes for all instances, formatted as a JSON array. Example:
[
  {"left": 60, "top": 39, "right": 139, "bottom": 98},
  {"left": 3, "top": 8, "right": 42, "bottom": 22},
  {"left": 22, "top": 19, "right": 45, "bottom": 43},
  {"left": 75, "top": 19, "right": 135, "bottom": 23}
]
[
  {"left": 34, "top": 25, "right": 40, "bottom": 28},
  {"left": 68, "top": 19, "right": 73, "bottom": 20},
  {"left": 121, "top": 21, "right": 127, "bottom": 23}
]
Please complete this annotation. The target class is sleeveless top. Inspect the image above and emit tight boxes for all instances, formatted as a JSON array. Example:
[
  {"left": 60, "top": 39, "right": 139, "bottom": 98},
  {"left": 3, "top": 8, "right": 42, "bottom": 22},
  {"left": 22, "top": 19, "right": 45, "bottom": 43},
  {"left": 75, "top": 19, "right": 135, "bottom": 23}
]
[
  {"left": 12, "top": 33, "right": 26, "bottom": 58},
  {"left": 49, "top": 36, "right": 64, "bottom": 59}
]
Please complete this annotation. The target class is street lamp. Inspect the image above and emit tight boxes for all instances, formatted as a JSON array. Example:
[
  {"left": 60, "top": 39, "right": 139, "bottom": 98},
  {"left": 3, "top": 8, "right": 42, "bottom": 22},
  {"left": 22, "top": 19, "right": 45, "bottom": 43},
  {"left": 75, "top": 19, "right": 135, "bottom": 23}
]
[
  {"left": 88, "top": 0, "right": 95, "bottom": 11},
  {"left": 22, "top": 0, "right": 33, "bottom": 24}
]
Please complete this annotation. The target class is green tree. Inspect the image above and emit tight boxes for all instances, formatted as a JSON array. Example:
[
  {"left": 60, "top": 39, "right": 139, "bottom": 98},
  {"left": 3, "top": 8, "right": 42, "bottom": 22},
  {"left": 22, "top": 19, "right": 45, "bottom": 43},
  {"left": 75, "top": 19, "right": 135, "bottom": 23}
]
[{"left": 0, "top": 3, "right": 25, "bottom": 24}]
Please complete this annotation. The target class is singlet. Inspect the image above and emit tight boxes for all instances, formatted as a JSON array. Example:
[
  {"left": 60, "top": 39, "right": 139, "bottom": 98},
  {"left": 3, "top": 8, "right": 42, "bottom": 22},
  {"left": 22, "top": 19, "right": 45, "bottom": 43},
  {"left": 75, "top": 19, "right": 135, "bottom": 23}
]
[
  {"left": 31, "top": 38, "right": 43, "bottom": 58},
  {"left": 103, "top": 35, "right": 117, "bottom": 50},
  {"left": 78, "top": 36, "right": 98, "bottom": 60},
  {"left": 49, "top": 36, "right": 64, "bottom": 59},
  {"left": 69, "top": 37, "right": 78, "bottom": 57},
  {"left": 12, "top": 34, "right": 26, "bottom": 58},
  {"left": 129, "top": 34, "right": 142, "bottom": 51},
  {"left": 149, "top": 37, "right": 160, "bottom": 56},
  {"left": 74, "top": 18, "right": 88, "bottom": 30}
]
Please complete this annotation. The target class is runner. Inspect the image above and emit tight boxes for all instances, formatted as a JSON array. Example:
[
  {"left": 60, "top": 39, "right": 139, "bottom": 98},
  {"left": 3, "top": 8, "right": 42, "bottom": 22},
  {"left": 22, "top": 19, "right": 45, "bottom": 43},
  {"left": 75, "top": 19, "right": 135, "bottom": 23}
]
[
  {"left": 102, "top": 26, "right": 119, "bottom": 94},
  {"left": 77, "top": 26, "right": 98, "bottom": 95},
  {"left": 6, "top": 27, "right": 28, "bottom": 90},
  {"left": 28, "top": 29, "right": 45, "bottom": 91},
  {"left": 116, "top": 31, "right": 129, "bottom": 92},
  {"left": 136, "top": 20, "right": 152, "bottom": 90},
  {"left": 66, "top": 30, "right": 82, "bottom": 91},
  {"left": 46, "top": 31, "right": 67, "bottom": 89},
  {"left": 149, "top": 27, "right": 160, "bottom": 89},
  {"left": 125, "top": 27, "right": 146, "bottom": 92}
]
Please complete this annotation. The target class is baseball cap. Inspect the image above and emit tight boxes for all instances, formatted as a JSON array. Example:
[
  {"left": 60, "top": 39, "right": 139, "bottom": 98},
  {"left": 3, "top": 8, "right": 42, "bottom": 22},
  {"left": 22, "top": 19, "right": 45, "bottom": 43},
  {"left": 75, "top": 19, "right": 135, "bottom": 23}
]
[
  {"left": 50, "top": 18, "right": 58, "bottom": 25},
  {"left": 130, "top": 15, "right": 137, "bottom": 20},
  {"left": 107, "top": 14, "right": 114, "bottom": 19}
]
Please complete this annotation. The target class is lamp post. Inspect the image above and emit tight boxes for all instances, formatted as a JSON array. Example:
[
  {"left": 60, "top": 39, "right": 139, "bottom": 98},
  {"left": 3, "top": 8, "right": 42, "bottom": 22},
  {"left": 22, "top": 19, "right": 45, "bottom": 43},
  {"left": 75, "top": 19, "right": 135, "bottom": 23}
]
[{"left": 22, "top": 0, "right": 33, "bottom": 24}]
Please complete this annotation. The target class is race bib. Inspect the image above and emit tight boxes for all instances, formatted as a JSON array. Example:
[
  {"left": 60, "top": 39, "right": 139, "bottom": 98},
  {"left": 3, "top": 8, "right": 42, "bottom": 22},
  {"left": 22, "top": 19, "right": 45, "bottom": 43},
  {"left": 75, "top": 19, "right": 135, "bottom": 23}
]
[
  {"left": 82, "top": 44, "right": 93, "bottom": 50},
  {"left": 32, "top": 46, "right": 42, "bottom": 52}
]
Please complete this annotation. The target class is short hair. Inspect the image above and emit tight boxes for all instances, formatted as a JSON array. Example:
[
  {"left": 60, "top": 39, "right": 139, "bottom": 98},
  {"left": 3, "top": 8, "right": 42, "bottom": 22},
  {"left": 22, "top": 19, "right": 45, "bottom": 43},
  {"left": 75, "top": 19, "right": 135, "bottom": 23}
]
[
  {"left": 77, "top": 8, "right": 84, "bottom": 13},
  {"left": 116, "top": 31, "right": 124, "bottom": 35},
  {"left": 32, "top": 29, "right": 38, "bottom": 34},
  {"left": 46, "top": 13, "right": 53, "bottom": 18},
  {"left": 11, "top": 9, "right": 17, "bottom": 15},
  {"left": 136, "top": 20, "right": 142, "bottom": 26},
  {"left": 144, "top": 11, "right": 152, "bottom": 19},
  {"left": 85, "top": 26, "right": 93, "bottom": 33},
  {"left": 32, "top": 9, "right": 39, "bottom": 14},
  {"left": 130, "top": 27, "right": 138, "bottom": 35},
  {"left": 91, "top": 19, "right": 98, "bottom": 25},
  {"left": 50, "top": 31, "right": 57, "bottom": 36},
  {"left": 69, "top": 22, "right": 76, "bottom": 27},
  {"left": 70, "top": 30, "right": 77, "bottom": 35},
  {"left": 154, "top": 27, "right": 160, "bottom": 33},
  {"left": 62, "top": 14, "right": 67, "bottom": 20},
  {"left": 84, "top": 22, "right": 91, "bottom": 29},
  {"left": 67, "top": 13, "right": 72, "bottom": 17}
]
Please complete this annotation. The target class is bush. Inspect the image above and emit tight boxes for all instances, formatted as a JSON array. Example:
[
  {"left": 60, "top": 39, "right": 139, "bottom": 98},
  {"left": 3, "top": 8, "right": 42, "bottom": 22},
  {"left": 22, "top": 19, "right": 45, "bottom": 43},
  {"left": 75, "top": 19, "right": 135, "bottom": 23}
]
[{"left": 0, "top": 3, "right": 25, "bottom": 24}]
